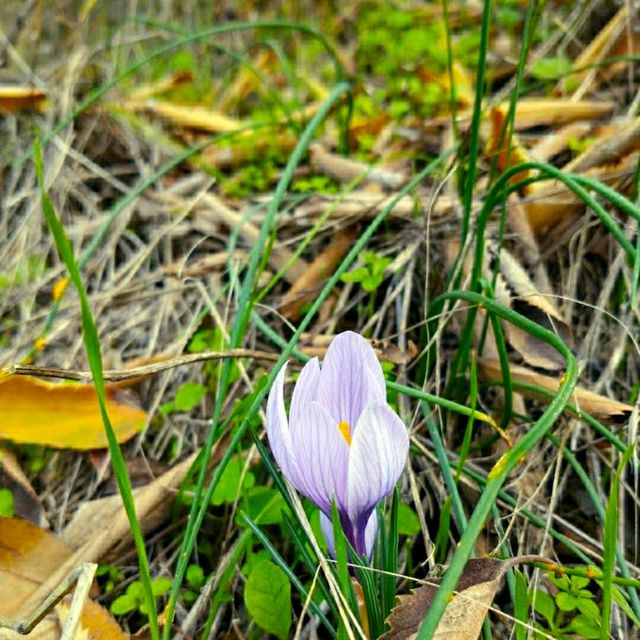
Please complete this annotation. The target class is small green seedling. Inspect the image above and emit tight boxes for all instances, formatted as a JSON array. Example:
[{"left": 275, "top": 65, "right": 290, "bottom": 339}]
[
  {"left": 96, "top": 564, "right": 123, "bottom": 594},
  {"left": 110, "top": 577, "right": 172, "bottom": 616},
  {"left": 182, "top": 565, "right": 205, "bottom": 604},
  {"left": 0, "top": 489, "right": 14, "bottom": 517},
  {"left": 529, "top": 570, "right": 602, "bottom": 639},
  {"left": 341, "top": 250, "right": 392, "bottom": 292}
]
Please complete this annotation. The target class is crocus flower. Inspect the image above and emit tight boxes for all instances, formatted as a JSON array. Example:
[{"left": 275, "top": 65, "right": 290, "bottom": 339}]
[{"left": 266, "top": 331, "right": 409, "bottom": 558}]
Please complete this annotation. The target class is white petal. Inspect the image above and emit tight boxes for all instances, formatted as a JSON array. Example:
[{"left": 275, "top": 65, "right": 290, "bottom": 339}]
[
  {"left": 316, "top": 331, "right": 386, "bottom": 429},
  {"left": 347, "top": 402, "right": 408, "bottom": 531},
  {"left": 291, "top": 401, "right": 349, "bottom": 515},
  {"left": 290, "top": 357, "right": 321, "bottom": 430},
  {"left": 266, "top": 363, "right": 301, "bottom": 487}
]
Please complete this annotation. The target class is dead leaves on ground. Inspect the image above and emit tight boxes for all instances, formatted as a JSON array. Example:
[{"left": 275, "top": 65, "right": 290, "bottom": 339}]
[
  {"left": 0, "top": 375, "right": 145, "bottom": 450},
  {"left": 383, "top": 557, "right": 537, "bottom": 640},
  {"left": 0, "top": 517, "right": 126, "bottom": 639},
  {"left": 0, "top": 449, "right": 205, "bottom": 638},
  {"left": 478, "top": 358, "right": 635, "bottom": 426}
]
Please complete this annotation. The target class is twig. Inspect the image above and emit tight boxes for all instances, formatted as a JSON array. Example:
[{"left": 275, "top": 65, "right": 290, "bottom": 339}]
[
  {"left": 7, "top": 349, "right": 279, "bottom": 383},
  {"left": 0, "top": 562, "right": 97, "bottom": 638}
]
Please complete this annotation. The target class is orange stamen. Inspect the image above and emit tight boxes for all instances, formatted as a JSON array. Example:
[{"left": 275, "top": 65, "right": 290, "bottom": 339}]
[{"left": 338, "top": 420, "right": 351, "bottom": 445}]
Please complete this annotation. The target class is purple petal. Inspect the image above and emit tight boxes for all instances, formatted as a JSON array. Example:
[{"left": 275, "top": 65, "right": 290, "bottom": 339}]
[
  {"left": 316, "top": 332, "right": 386, "bottom": 430},
  {"left": 291, "top": 401, "right": 350, "bottom": 515},
  {"left": 363, "top": 511, "right": 379, "bottom": 559},
  {"left": 347, "top": 402, "right": 409, "bottom": 535},
  {"left": 319, "top": 511, "right": 336, "bottom": 557},
  {"left": 289, "top": 357, "right": 321, "bottom": 429},
  {"left": 266, "top": 363, "right": 302, "bottom": 488},
  {"left": 319, "top": 510, "right": 379, "bottom": 559}
]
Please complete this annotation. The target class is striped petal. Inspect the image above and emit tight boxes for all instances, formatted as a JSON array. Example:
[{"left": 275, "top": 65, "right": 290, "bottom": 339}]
[
  {"left": 291, "top": 401, "right": 349, "bottom": 515},
  {"left": 347, "top": 402, "right": 408, "bottom": 547},
  {"left": 316, "top": 332, "right": 386, "bottom": 430},
  {"left": 265, "top": 363, "right": 302, "bottom": 488},
  {"left": 319, "top": 510, "right": 379, "bottom": 559},
  {"left": 289, "top": 356, "right": 321, "bottom": 430}
]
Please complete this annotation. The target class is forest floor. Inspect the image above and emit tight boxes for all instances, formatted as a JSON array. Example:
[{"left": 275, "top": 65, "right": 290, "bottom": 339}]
[{"left": 1, "top": 1, "right": 640, "bottom": 639}]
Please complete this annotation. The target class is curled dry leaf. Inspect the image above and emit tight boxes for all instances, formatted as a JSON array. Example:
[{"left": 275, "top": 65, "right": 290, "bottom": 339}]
[
  {"left": 0, "top": 517, "right": 126, "bottom": 639},
  {"left": 0, "top": 375, "right": 145, "bottom": 450},
  {"left": 478, "top": 358, "right": 635, "bottom": 426},
  {"left": 127, "top": 71, "right": 194, "bottom": 102},
  {"left": 509, "top": 98, "right": 614, "bottom": 128},
  {"left": 30, "top": 449, "right": 219, "bottom": 610},
  {"left": 382, "top": 557, "right": 535, "bottom": 640},
  {"left": 486, "top": 106, "right": 532, "bottom": 186},
  {"left": 491, "top": 244, "right": 571, "bottom": 371},
  {"left": 444, "top": 238, "right": 570, "bottom": 370}
]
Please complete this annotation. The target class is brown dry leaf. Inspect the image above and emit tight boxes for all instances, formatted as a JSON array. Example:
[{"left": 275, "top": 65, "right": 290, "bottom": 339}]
[
  {"left": 524, "top": 150, "right": 639, "bottom": 234},
  {"left": 0, "top": 375, "right": 145, "bottom": 450},
  {"left": 310, "top": 144, "right": 405, "bottom": 189},
  {"left": 0, "top": 448, "right": 48, "bottom": 527},
  {"left": 562, "top": 6, "right": 635, "bottom": 97},
  {"left": 128, "top": 71, "right": 194, "bottom": 101},
  {"left": 199, "top": 133, "right": 297, "bottom": 170},
  {"left": 61, "top": 452, "right": 193, "bottom": 552},
  {"left": 478, "top": 358, "right": 635, "bottom": 425},
  {"left": 121, "top": 98, "right": 243, "bottom": 133},
  {"left": 382, "top": 557, "right": 527, "bottom": 640},
  {"left": 280, "top": 229, "right": 357, "bottom": 320},
  {"left": 352, "top": 578, "right": 370, "bottom": 639},
  {"left": 31, "top": 450, "right": 209, "bottom": 607},
  {"left": 0, "top": 86, "right": 47, "bottom": 111},
  {"left": 292, "top": 190, "right": 455, "bottom": 225},
  {"left": 510, "top": 98, "right": 614, "bottom": 128},
  {"left": 486, "top": 105, "right": 532, "bottom": 186},
  {"left": 530, "top": 121, "right": 593, "bottom": 163},
  {"left": 0, "top": 517, "right": 126, "bottom": 638},
  {"left": 492, "top": 245, "right": 571, "bottom": 371},
  {"left": 562, "top": 117, "right": 640, "bottom": 175},
  {"left": 218, "top": 49, "right": 277, "bottom": 111}
]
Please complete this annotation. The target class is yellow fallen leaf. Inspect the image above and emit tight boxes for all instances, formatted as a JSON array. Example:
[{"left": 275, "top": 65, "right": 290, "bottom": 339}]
[
  {"left": 0, "top": 517, "right": 126, "bottom": 639},
  {"left": 510, "top": 98, "right": 614, "bottom": 128},
  {"left": 0, "top": 86, "right": 47, "bottom": 111},
  {"left": 121, "top": 98, "right": 242, "bottom": 133},
  {"left": 0, "top": 375, "right": 145, "bottom": 450}
]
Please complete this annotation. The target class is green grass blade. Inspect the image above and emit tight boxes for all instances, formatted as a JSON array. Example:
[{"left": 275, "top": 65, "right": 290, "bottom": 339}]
[
  {"left": 601, "top": 445, "right": 636, "bottom": 638},
  {"left": 241, "top": 513, "right": 336, "bottom": 634},
  {"left": 460, "top": 0, "right": 492, "bottom": 242},
  {"left": 16, "top": 20, "right": 346, "bottom": 169},
  {"left": 163, "top": 81, "right": 352, "bottom": 637},
  {"left": 34, "top": 140, "right": 159, "bottom": 639},
  {"left": 416, "top": 290, "right": 578, "bottom": 638}
]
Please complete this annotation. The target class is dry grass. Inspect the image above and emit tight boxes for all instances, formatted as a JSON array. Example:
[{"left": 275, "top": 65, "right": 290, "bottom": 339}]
[{"left": 1, "top": 0, "right": 639, "bottom": 637}]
